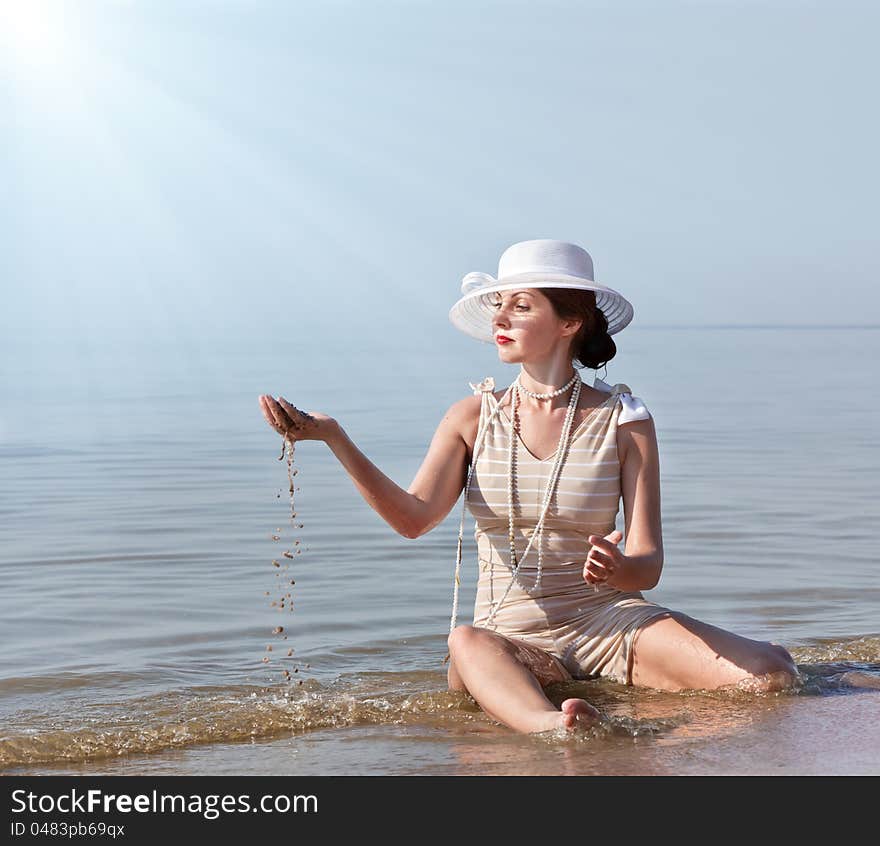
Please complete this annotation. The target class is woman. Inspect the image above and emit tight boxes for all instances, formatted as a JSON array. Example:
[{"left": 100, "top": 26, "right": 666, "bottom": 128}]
[{"left": 258, "top": 239, "right": 801, "bottom": 736}]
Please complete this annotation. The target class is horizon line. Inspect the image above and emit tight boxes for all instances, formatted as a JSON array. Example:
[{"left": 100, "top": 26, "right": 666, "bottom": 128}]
[{"left": 633, "top": 323, "right": 880, "bottom": 330}]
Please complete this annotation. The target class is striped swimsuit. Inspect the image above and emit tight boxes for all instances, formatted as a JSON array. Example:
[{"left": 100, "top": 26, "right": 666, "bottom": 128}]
[{"left": 465, "top": 376, "right": 674, "bottom": 686}]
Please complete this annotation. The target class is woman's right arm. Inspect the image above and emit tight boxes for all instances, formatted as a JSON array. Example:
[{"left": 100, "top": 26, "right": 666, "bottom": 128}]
[
  {"left": 324, "top": 395, "right": 478, "bottom": 539},
  {"left": 260, "top": 392, "right": 478, "bottom": 539}
]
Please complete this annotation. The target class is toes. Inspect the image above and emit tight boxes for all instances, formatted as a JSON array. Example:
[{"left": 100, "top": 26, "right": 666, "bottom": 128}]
[
  {"left": 561, "top": 698, "right": 598, "bottom": 715},
  {"left": 560, "top": 698, "right": 601, "bottom": 730}
]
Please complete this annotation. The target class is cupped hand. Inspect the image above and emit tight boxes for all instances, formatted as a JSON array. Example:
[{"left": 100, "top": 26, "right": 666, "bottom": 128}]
[
  {"left": 258, "top": 394, "right": 337, "bottom": 446},
  {"left": 583, "top": 529, "right": 625, "bottom": 588}
]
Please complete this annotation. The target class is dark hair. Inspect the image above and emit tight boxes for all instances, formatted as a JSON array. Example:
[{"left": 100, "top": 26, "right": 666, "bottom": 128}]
[{"left": 540, "top": 288, "right": 617, "bottom": 371}]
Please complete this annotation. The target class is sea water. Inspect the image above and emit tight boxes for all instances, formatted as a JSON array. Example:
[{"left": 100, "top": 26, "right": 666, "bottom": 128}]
[{"left": 1, "top": 326, "right": 878, "bottom": 775}]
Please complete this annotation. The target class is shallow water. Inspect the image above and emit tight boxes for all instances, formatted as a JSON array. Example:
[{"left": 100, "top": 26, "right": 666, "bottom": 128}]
[{"left": 1, "top": 327, "right": 878, "bottom": 775}]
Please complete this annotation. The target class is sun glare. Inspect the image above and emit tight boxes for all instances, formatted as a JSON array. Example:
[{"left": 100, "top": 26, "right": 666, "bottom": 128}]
[{"left": 0, "top": 0, "right": 68, "bottom": 73}]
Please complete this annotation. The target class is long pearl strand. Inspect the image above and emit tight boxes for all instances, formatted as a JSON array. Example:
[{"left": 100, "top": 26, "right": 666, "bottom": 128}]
[
  {"left": 506, "top": 371, "right": 579, "bottom": 580},
  {"left": 486, "top": 372, "right": 582, "bottom": 628}
]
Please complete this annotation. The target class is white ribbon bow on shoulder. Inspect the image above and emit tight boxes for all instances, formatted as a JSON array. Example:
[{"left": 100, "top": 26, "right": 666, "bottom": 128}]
[{"left": 468, "top": 376, "right": 496, "bottom": 395}]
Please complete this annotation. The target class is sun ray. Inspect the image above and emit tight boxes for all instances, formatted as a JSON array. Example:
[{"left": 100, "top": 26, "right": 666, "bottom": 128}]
[{"left": 0, "top": 0, "right": 70, "bottom": 76}]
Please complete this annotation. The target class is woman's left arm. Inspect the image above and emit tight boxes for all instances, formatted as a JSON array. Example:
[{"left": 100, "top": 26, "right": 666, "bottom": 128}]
[{"left": 607, "top": 416, "right": 664, "bottom": 592}]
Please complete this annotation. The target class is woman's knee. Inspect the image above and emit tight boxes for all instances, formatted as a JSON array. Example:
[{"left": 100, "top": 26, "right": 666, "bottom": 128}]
[
  {"left": 448, "top": 624, "right": 489, "bottom": 654},
  {"left": 764, "top": 642, "right": 798, "bottom": 674},
  {"left": 447, "top": 624, "right": 514, "bottom": 663},
  {"left": 741, "top": 643, "right": 800, "bottom": 691}
]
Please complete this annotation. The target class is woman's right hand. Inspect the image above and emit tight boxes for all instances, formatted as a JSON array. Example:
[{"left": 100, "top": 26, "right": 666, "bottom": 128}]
[{"left": 258, "top": 394, "right": 338, "bottom": 445}]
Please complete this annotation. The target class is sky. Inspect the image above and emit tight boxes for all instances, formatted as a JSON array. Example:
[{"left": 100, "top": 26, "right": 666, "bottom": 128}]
[{"left": 1, "top": 0, "right": 878, "bottom": 352}]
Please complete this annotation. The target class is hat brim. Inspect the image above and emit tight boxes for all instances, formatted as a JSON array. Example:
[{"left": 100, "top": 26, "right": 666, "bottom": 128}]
[{"left": 448, "top": 272, "right": 634, "bottom": 343}]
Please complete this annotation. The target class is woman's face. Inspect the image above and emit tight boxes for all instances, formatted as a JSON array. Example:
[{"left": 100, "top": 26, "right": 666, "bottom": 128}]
[{"left": 489, "top": 288, "right": 578, "bottom": 363}]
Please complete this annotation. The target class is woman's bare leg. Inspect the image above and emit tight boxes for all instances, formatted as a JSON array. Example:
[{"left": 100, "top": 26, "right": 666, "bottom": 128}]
[
  {"left": 447, "top": 625, "right": 601, "bottom": 733},
  {"left": 630, "top": 611, "right": 801, "bottom": 692}
]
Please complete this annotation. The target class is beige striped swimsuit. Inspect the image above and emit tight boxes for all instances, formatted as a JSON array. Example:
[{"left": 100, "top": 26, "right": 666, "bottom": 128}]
[{"left": 465, "top": 376, "right": 674, "bottom": 686}]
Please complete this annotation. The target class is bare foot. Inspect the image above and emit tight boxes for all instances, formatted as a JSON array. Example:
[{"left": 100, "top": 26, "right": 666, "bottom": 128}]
[
  {"left": 559, "top": 698, "right": 601, "bottom": 731},
  {"left": 528, "top": 700, "right": 603, "bottom": 734}
]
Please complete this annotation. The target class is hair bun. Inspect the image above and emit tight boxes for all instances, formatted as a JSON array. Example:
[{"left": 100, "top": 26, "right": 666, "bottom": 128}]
[{"left": 538, "top": 288, "right": 617, "bottom": 371}]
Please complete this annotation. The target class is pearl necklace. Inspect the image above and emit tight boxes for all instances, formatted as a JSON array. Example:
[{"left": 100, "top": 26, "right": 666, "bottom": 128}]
[
  {"left": 515, "top": 371, "right": 579, "bottom": 400},
  {"left": 488, "top": 372, "right": 582, "bottom": 627},
  {"left": 506, "top": 370, "right": 580, "bottom": 582}
]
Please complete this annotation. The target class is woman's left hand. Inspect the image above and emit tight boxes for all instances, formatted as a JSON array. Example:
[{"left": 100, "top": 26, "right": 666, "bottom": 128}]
[{"left": 584, "top": 530, "right": 626, "bottom": 588}]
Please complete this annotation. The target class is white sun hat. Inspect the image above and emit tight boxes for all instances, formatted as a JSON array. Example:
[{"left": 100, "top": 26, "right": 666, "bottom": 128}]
[{"left": 449, "top": 239, "right": 634, "bottom": 343}]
